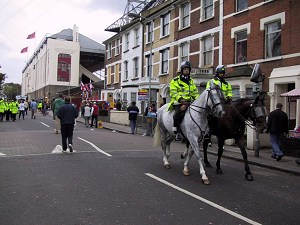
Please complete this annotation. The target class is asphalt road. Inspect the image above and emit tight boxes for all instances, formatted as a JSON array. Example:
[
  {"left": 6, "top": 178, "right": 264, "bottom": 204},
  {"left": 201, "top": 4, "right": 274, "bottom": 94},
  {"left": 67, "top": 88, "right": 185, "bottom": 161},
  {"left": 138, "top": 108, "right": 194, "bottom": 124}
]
[{"left": 0, "top": 113, "right": 299, "bottom": 225}]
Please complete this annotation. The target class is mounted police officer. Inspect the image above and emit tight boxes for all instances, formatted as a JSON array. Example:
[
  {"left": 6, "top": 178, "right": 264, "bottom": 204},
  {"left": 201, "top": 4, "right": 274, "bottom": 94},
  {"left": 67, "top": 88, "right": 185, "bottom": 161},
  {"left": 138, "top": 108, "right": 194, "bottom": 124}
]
[
  {"left": 205, "top": 65, "right": 232, "bottom": 146},
  {"left": 168, "top": 61, "right": 199, "bottom": 140},
  {"left": 206, "top": 65, "right": 232, "bottom": 102}
]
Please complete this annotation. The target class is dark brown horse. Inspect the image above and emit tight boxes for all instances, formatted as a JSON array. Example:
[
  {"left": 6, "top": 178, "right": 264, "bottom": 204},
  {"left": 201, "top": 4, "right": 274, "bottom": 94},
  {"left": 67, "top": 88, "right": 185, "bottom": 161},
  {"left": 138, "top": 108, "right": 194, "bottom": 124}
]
[{"left": 202, "top": 92, "right": 267, "bottom": 181}]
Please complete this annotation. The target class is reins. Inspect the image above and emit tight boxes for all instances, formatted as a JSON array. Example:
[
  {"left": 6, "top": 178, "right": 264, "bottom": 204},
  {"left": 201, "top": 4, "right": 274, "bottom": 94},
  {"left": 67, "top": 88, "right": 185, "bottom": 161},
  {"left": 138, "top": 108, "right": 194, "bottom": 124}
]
[
  {"left": 229, "top": 100, "right": 256, "bottom": 130},
  {"left": 185, "top": 89, "right": 213, "bottom": 142}
]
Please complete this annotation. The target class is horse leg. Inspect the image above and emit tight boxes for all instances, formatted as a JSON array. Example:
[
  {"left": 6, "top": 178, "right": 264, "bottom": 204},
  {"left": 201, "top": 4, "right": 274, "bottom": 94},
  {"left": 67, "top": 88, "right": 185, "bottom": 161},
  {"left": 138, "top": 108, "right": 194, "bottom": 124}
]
[
  {"left": 181, "top": 141, "right": 190, "bottom": 159},
  {"left": 189, "top": 139, "right": 209, "bottom": 184},
  {"left": 160, "top": 131, "right": 171, "bottom": 169},
  {"left": 203, "top": 137, "right": 212, "bottom": 168},
  {"left": 236, "top": 136, "right": 253, "bottom": 181},
  {"left": 216, "top": 137, "right": 225, "bottom": 174},
  {"left": 183, "top": 148, "right": 194, "bottom": 176}
]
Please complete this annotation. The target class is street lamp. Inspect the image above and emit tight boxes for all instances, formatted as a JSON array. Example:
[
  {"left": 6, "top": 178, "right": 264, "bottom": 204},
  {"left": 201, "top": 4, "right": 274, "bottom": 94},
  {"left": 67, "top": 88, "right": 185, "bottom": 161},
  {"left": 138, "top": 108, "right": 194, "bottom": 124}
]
[{"left": 128, "top": 12, "right": 153, "bottom": 109}]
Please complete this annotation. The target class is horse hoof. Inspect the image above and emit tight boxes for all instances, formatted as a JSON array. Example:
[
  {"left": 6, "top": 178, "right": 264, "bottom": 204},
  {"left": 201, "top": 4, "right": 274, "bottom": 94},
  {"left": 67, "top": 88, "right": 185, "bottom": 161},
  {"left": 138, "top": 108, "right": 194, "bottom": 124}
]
[
  {"left": 245, "top": 174, "right": 254, "bottom": 181},
  {"left": 216, "top": 169, "right": 223, "bottom": 174},
  {"left": 183, "top": 170, "right": 190, "bottom": 176},
  {"left": 202, "top": 179, "right": 210, "bottom": 185},
  {"left": 164, "top": 164, "right": 171, "bottom": 169},
  {"left": 205, "top": 162, "right": 212, "bottom": 168}
]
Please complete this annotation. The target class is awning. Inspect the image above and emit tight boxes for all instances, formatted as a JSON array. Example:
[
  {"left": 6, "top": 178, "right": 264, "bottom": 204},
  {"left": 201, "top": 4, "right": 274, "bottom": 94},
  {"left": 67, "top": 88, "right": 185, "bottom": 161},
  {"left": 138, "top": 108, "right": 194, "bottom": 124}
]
[{"left": 280, "top": 89, "right": 300, "bottom": 98}]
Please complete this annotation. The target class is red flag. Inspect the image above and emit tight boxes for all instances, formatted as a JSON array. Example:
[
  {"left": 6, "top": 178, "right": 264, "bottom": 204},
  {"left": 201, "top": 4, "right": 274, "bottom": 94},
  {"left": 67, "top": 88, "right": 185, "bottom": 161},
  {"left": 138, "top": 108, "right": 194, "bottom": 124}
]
[
  {"left": 27, "top": 32, "right": 35, "bottom": 39},
  {"left": 80, "top": 82, "right": 86, "bottom": 91},
  {"left": 85, "top": 84, "right": 90, "bottom": 91},
  {"left": 20, "top": 47, "right": 28, "bottom": 53}
]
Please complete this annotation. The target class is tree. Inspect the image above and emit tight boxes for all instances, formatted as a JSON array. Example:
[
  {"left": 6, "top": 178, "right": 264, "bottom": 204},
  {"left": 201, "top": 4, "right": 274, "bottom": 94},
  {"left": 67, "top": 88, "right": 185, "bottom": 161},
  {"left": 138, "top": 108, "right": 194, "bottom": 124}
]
[
  {"left": 0, "top": 72, "right": 6, "bottom": 86},
  {"left": 3, "top": 83, "right": 21, "bottom": 100}
]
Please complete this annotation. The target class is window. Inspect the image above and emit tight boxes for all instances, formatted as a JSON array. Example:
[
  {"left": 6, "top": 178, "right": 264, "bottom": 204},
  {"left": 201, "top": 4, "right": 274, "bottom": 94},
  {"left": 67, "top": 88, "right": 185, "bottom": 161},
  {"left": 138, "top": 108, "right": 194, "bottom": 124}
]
[
  {"left": 134, "top": 28, "right": 139, "bottom": 47},
  {"left": 115, "top": 64, "right": 120, "bottom": 83},
  {"left": 236, "top": 0, "right": 248, "bottom": 12},
  {"left": 202, "top": 0, "right": 213, "bottom": 20},
  {"left": 146, "top": 54, "right": 153, "bottom": 77},
  {"left": 133, "top": 57, "right": 139, "bottom": 78},
  {"left": 130, "top": 92, "right": 137, "bottom": 102},
  {"left": 232, "top": 87, "right": 240, "bottom": 101},
  {"left": 107, "top": 66, "right": 111, "bottom": 85},
  {"left": 123, "top": 92, "right": 128, "bottom": 105},
  {"left": 235, "top": 30, "right": 247, "bottom": 63},
  {"left": 107, "top": 43, "right": 112, "bottom": 58},
  {"left": 179, "top": 42, "right": 189, "bottom": 64},
  {"left": 115, "top": 39, "right": 120, "bottom": 55},
  {"left": 146, "top": 22, "right": 153, "bottom": 44},
  {"left": 202, "top": 36, "right": 213, "bottom": 66},
  {"left": 265, "top": 21, "right": 281, "bottom": 58},
  {"left": 124, "top": 33, "right": 130, "bottom": 51},
  {"left": 57, "top": 53, "right": 71, "bottom": 82},
  {"left": 180, "top": 2, "right": 190, "bottom": 29},
  {"left": 161, "top": 13, "right": 170, "bottom": 37},
  {"left": 124, "top": 61, "right": 128, "bottom": 80},
  {"left": 160, "top": 48, "right": 169, "bottom": 74}
]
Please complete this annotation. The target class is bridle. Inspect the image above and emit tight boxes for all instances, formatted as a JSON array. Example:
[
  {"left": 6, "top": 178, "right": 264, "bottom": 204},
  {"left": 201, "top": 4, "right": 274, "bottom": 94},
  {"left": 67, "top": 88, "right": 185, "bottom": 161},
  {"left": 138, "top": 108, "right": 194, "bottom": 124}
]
[
  {"left": 187, "top": 86, "right": 225, "bottom": 142},
  {"left": 229, "top": 99, "right": 267, "bottom": 130}
]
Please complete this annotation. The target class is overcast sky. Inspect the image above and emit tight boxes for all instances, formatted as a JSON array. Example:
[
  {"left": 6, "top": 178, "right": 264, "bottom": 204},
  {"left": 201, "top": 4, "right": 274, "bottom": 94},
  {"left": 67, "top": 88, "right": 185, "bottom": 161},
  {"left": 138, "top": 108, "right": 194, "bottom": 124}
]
[{"left": 0, "top": 0, "right": 127, "bottom": 84}]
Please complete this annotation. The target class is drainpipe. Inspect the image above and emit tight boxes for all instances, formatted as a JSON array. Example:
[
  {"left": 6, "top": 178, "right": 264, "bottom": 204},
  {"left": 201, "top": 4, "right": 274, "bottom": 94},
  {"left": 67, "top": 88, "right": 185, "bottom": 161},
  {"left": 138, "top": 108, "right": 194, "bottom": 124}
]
[{"left": 219, "top": 0, "right": 223, "bottom": 65}]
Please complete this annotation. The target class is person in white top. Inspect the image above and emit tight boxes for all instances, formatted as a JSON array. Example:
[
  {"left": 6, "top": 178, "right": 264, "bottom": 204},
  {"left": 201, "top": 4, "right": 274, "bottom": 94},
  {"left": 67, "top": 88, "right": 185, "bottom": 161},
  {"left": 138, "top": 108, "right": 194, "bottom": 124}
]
[
  {"left": 18, "top": 100, "right": 26, "bottom": 119},
  {"left": 84, "top": 103, "right": 92, "bottom": 127}
]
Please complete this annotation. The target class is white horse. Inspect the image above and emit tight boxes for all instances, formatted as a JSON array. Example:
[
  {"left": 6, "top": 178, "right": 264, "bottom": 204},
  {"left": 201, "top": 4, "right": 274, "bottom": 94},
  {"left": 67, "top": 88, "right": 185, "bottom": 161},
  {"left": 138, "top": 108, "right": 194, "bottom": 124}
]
[{"left": 153, "top": 85, "right": 225, "bottom": 185}]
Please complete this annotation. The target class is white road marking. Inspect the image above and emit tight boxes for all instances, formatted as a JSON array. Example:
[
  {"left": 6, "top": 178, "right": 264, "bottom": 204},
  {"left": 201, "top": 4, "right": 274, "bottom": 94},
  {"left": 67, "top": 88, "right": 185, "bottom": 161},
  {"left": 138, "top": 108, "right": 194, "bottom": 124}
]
[
  {"left": 145, "top": 173, "right": 262, "bottom": 225},
  {"left": 40, "top": 122, "right": 50, "bottom": 127},
  {"left": 77, "top": 137, "right": 112, "bottom": 157},
  {"left": 0, "top": 152, "right": 6, "bottom": 156}
]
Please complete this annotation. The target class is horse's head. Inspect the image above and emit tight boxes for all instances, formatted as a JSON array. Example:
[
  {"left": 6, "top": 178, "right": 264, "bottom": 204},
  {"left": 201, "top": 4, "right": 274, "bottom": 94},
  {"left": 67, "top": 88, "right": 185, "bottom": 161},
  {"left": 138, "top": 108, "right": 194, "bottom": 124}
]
[
  {"left": 207, "top": 84, "right": 226, "bottom": 118},
  {"left": 249, "top": 92, "right": 267, "bottom": 132}
]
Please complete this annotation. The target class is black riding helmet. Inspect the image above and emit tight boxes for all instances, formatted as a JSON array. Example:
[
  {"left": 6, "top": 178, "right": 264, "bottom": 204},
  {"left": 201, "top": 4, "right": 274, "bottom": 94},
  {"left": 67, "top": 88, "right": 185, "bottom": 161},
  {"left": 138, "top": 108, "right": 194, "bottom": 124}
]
[
  {"left": 214, "top": 65, "right": 225, "bottom": 78},
  {"left": 180, "top": 61, "right": 192, "bottom": 75}
]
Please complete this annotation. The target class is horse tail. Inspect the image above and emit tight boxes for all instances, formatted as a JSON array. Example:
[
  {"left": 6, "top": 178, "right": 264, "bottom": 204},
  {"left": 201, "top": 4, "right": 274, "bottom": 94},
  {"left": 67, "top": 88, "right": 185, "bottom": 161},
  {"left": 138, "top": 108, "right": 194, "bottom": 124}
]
[{"left": 153, "top": 125, "right": 161, "bottom": 147}]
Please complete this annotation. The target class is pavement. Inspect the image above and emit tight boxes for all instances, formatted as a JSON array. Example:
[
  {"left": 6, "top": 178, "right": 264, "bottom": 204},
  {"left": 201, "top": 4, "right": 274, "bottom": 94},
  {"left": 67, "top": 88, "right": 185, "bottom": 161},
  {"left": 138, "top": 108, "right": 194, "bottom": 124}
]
[{"left": 76, "top": 116, "right": 300, "bottom": 176}]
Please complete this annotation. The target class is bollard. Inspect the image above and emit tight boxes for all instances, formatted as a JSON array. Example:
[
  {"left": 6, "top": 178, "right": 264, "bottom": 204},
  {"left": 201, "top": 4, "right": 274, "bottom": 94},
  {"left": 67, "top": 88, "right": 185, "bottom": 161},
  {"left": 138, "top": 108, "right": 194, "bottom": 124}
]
[{"left": 98, "top": 120, "right": 103, "bottom": 128}]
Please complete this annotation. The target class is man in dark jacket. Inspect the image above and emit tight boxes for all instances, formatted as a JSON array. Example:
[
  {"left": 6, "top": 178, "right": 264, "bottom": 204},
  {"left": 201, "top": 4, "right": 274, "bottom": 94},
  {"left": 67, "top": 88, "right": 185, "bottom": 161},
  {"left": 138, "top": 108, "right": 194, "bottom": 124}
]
[
  {"left": 127, "top": 101, "right": 139, "bottom": 134},
  {"left": 266, "top": 102, "right": 289, "bottom": 161},
  {"left": 57, "top": 97, "right": 78, "bottom": 152}
]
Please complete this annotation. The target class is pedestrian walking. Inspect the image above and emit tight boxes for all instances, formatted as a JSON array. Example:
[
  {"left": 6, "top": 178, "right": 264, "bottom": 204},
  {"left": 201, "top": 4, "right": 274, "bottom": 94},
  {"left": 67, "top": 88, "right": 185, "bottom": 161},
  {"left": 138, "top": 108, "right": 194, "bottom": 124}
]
[
  {"left": 127, "top": 101, "right": 139, "bottom": 134},
  {"left": 90, "top": 102, "right": 99, "bottom": 128},
  {"left": 18, "top": 99, "right": 26, "bottom": 119},
  {"left": 24, "top": 100, "right": 29, "bottom": 115},
  {"left": 30, "top": 99, "right": 37, "bottom": 119},
  {"left": 266, "top": 102, "right": 289, "bottom": 161},
  {"left": 56, "top": 96, "right": 78, "bottom": 152},
  {"left": 52, "top": 94, "right": 65, "bottom": 134},
  {"left": 84, "top": 103, "right": 92, "bottom": 127}
]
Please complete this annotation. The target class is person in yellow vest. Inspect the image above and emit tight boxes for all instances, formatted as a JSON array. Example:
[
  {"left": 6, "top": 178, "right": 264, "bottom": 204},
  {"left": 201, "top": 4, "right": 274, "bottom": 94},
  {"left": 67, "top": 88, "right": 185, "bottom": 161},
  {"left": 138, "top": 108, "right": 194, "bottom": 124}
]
[
  {"left": 206, "top": 65, "right": 233, "bottom": 102},
  {"left": 38, "top": 101, "right": 43, "bottom": 112},
  {"left": 5, "top": 99, "right": 11, "bottom": 121},
  {"left": 10, "top": 99, "right": 19, "bottom": 121},
  {"left": 0, "top": 98, "right": 5, "bottom": 121},
  {"left": 168, "top": 61, "right": 199, "bottom": 141},
  {"left": 205, "top": 65, "right": 233, "bottom": 147}
]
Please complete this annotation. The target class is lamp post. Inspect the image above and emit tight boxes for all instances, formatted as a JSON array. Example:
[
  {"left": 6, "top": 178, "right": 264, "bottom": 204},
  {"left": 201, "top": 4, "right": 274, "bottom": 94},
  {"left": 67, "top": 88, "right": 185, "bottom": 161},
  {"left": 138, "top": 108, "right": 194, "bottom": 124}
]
[{"left": 128, "top": 12, "right": 153, "bottom": 109}]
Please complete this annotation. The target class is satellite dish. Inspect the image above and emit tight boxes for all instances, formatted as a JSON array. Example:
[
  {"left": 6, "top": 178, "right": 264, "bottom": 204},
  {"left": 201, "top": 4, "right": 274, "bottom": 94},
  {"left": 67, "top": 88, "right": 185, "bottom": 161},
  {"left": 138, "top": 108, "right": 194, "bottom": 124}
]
[{"left": 250, "top": 63, "right": 263, "bottom": 83}]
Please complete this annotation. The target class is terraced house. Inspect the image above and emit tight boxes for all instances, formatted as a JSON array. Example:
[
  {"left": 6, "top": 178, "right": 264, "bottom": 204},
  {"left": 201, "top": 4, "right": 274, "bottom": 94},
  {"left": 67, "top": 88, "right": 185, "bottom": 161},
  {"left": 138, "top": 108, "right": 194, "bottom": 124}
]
[{"left": 103, "top": 0, "right": 300, "bottom": 137}]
